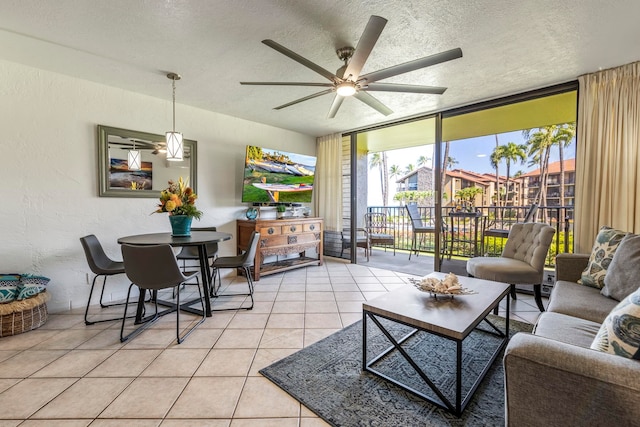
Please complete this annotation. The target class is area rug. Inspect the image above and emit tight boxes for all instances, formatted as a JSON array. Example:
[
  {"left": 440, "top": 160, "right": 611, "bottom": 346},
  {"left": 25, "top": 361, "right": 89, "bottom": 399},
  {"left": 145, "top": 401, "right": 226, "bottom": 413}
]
[{"left": 260, "top": 314, "right": 532, "bottom": 426}]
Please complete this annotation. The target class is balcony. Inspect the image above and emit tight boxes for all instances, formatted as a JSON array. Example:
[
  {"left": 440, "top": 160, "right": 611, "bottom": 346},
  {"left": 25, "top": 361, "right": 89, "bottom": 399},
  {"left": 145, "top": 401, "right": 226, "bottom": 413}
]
[{"left": 355, "top": 205, "right": 574, "bottom": 269}]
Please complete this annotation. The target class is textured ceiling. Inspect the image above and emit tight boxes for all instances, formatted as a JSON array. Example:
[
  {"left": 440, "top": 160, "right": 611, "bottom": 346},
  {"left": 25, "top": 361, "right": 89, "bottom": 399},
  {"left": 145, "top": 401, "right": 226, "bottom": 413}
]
[{"left": 1, "top": 0, "right": 638, "bottom": 137}]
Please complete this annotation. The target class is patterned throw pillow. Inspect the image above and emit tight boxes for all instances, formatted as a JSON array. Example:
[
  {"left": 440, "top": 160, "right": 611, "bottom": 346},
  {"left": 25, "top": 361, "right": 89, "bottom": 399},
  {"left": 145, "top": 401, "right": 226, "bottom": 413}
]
[
  {"left": 17, "top": 274, "right": 50, "bottom": 300},
  {"left": 0, "top": 275, "right": 21, "bottom": 303},
  {"left": 591, "top": 287, "right": 640, "bottom": 359},
  {"left": 579, "top": 226, "right": 627, "bottom": 289}
]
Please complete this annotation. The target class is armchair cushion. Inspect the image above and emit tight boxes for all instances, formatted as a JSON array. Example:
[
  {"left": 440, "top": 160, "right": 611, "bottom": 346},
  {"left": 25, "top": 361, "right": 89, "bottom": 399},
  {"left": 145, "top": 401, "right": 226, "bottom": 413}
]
[
  {"left": 466, "top": 257, "right": 540, "bottom": 284},
  {"left": 579, "top": 226, "right": 627, "bottom": 289},
  {"left": 590, "top": 287, "right": 640, "bottom": 359},
  {"left": 602, "top": 233, "right": 640, "bottom": 301}
]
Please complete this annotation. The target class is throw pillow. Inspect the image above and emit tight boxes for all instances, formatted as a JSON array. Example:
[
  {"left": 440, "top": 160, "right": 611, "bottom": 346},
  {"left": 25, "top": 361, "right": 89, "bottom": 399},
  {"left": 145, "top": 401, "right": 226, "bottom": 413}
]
[
  {"left": 0, "top": 274, "right": 21, "bottom": 303},
  {"left": 17, "top": 274, "right": 50, "bottom": 300},
  {"left": 591, "top": 287, "right": 640, "bottom": 359},
  {"left": 579, "top": 226, "right": 627, "bottom": 289},
  {"left": 602, "top": 233, "right": 640, "bottom": 301}
]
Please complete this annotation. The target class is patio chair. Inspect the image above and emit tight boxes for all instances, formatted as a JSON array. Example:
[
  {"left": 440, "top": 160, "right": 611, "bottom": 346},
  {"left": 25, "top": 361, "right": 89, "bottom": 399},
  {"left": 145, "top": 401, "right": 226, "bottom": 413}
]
[
  {"left": 364, "top": 212, "right": 395, "bottom": 256},
  {"left": 466, "top": 222, "right": 555, "bottom": 312},
  {"left": 341, "top": 228, "right": 370, "bottom": 262},
  {"left": 484, "top": 203, "right": 538, "bottom": 240},
  {"left": 406, "top": 204, "right": 440, "bottom": 260}
]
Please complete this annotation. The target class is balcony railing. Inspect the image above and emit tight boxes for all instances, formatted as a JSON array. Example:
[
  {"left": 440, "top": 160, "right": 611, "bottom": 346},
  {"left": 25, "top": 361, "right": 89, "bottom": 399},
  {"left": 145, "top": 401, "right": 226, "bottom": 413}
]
[{"left": 366, "top": 205, "right": 574, "bottom": 267}]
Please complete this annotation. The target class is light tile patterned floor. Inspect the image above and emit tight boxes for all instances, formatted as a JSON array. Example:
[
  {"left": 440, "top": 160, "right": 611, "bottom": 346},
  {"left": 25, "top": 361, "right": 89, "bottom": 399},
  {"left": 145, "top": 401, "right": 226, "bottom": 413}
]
[{"left": 0, "top": 257, "right": 545, "bottom": 425}]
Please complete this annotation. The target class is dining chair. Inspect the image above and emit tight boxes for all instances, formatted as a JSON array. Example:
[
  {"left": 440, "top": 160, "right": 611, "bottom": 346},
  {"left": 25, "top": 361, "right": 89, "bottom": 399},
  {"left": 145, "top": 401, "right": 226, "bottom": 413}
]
[
  {"left": 120, "top": 244, "right": 204, "bottom": 344},
  {"left": 173, "top": 226, "right": 219, "bottom": 298},
  {"left": 210, "top": 231, "right": 260, "bottom": 310},
  {"left": 80, "top": 234, "right": 132, "bottom": 325},
  {"left": 466, "top": 222, "right": 555, "bottom": 312}
]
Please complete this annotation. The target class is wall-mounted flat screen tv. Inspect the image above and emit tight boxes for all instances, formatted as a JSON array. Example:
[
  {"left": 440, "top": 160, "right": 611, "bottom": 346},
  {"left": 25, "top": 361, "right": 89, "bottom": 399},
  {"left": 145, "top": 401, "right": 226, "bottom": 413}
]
[{"left": 242, "top": 145, "right": 316, "bottom": 204}]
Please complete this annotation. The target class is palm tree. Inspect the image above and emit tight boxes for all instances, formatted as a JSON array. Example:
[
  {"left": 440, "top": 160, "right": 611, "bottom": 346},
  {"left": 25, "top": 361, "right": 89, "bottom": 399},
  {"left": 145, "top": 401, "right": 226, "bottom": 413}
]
[
  {"left": 417, "top": 155, "right": 431, "bottom": 168},
  {"left": 554, "top": 123, "right": 576, "bottom": 207},
  {"left": 494, "top": 142, "right": 527, "bottom": 205},
  {"left": 490, "top": 135, "right": 501, "bottom": 207},
  {"left": 404, "top": 163, "right": 415, "bottom": 174},
  {"left": 523, "top": 124, "right": 574, "bottom": 216},
  {"left": 369, "top": 152, "right": 389, "bottom": 206}
]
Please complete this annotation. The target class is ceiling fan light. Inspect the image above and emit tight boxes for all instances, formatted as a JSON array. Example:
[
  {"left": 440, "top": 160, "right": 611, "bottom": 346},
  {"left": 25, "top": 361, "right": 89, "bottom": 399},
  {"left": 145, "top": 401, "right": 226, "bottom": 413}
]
[
  {"left": 128, "top": 149, "right": 141, "bottom": 171},
  {"left": 336, "top": 82, "right": 357, "bottom": 97},
  {"left": 166, "top": 131, "right": 183, "bottom": 161}
]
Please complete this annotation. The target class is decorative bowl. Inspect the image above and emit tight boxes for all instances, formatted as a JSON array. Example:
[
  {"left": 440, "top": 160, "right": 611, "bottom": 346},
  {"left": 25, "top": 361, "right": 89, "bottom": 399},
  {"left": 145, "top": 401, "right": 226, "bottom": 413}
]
[{"left": 409, "top": 273, "right": 477, "bottom": 299}]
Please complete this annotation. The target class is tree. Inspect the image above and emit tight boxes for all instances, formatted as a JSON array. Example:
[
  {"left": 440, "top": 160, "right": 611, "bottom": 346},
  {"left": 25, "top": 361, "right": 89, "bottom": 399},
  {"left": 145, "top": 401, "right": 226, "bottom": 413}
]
[
  {"left": 404, "top": 163, "right": 415, "bottom": 174},
  {"left": 523, "top": 124, "right": 575, "bottom": 218},
  {"left": 417, "top": 155, "right": 431, "bottom": 168},
  {"left": 369, "top": 152, "right": 389, "bottom": 206},
  {"left": 554, "top": 123, "right": 576, "bottom": 207},
  {"left": 455, "top": 187, "right": 483, "bottom": 207},
  {"left": 490, "top": 135, "right": 501, "bottom": 207},
  {"left": 441, "top": 146, "right": 458, "bottom": 203},
  {"left": 493, "top": 142, "right": 527, "bottom": 205}
]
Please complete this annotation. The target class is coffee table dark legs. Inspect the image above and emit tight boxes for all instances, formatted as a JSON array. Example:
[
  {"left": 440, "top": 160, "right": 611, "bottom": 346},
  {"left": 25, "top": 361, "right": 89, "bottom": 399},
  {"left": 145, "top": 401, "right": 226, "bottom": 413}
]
[{"left": 362, "top": 294, "right": 510, "bottom": 417}]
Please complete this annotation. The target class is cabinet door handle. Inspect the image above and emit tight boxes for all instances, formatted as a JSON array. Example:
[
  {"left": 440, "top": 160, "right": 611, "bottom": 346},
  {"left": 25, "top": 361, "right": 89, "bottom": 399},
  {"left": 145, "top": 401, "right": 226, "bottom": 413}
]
[
  {"left": 309, "top": 224, "right": 315, "bottom": 231},
  {"left": 268, "top": 227, "right": 275, "bottom": 235},
  {"left": 290, "top": 226, "right": 297, "bottom": 232}
]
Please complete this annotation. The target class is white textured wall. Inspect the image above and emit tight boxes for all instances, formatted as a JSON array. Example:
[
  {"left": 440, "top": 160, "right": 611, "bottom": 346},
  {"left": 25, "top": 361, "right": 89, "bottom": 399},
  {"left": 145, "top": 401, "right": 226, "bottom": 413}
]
[{"left": 0, "top": 59, "right": 315, "bottom": 313}]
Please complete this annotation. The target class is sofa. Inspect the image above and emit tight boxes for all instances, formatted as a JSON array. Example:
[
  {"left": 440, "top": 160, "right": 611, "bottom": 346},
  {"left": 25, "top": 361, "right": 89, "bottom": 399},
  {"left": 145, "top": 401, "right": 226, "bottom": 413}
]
[{"left": 503, "top": 252, "right": 640, "bottom": 426}]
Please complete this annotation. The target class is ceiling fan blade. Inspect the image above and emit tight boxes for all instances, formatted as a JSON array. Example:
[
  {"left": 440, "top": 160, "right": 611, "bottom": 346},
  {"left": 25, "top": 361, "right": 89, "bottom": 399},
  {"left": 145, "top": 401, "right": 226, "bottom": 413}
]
[
  {"left": 262, "top": 39, "right": 338, "bottom": 82},
  {"left": 240, "top": 82, "right": 334, "bottom": 87},
  {"left": 274, "top": 89, "right": 334, "bottom": 110},
  {"left": 354, "top": 92, "right": 393, "bottom": 116},
  {"left": 364, "top": 82, "right": 447, "bottom": 94},
  {"left": 327, "top": 95, "right": 345, "bottom": 118},
  {"left": 344, "top": 15, "right": 387, "bottom": 80},
  {"left": 359, "top": 47, "right": 463, "bottom": 83}
]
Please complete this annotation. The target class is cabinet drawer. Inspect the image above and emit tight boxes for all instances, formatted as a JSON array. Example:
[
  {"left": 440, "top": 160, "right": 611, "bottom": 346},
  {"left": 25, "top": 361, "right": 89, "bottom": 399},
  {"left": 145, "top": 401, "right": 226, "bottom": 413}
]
[
  {"left": 282, "top": 224, "right": 302, "bottom": 234},
  {"left": 303, "top": 222, "right": 321, "bottom": 232},
  {"left": 260, "top": 226, "right": 281, "bottom": 236}
]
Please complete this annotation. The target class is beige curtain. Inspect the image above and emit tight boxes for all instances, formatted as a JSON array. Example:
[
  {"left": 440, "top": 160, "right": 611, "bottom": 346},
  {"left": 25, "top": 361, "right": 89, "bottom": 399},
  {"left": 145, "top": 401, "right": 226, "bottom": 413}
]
[
  {"left": 314, "top": 133, "right": 343, "bottom": 232},
  {"left": 575, "top": 61, "right": 640, "bottom": 252}
]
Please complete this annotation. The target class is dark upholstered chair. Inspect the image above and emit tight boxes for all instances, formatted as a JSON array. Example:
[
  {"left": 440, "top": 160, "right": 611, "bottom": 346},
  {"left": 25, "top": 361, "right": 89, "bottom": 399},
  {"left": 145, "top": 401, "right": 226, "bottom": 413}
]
[
  {"left": 365, "top": 212, "right": 395, "bottom": 256},
  {"left": 340, "top": 228, "right": 370, "bottom": 262},
  {"left": 210, "top": 231, "right": 260, "bottom": 310},
  {"left": 173, "top": 226, "right": 219, "bottom": 297},
  {"left": 120, "top": 244, "right": 204, "bottom": 344},
  {"left": 80, "top": 234, "right": 129, "bottom": 325},
  {"left": 466, "top": 222, "right": 555, "bottom": 312}
]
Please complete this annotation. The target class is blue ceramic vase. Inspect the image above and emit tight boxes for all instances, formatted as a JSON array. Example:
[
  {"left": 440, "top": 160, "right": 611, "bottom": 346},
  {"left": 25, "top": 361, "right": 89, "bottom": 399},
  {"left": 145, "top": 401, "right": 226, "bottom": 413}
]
[{"left": 169, "top": 215, "right": 193, "bottom": 237}]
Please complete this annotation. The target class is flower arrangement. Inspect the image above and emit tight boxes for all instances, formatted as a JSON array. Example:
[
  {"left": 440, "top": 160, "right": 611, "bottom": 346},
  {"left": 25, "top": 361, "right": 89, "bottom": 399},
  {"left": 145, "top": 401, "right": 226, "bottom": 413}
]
[{"left": 154, "top": 177, "right": 203, "bottom": 219}]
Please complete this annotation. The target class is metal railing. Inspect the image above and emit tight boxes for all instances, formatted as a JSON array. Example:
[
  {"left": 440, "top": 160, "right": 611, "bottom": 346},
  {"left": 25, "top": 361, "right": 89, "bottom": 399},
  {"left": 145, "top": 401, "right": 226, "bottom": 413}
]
[{"left": 366, "top": 205, "right": 574, "bottom": 266}]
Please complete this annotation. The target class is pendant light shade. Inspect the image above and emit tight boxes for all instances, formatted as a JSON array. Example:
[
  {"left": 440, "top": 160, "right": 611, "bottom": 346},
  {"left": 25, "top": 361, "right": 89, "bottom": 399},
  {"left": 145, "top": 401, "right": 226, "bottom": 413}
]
[
  {"left": 166, "top": 72, "right": 183, "bottom": 161},
  {"left": 128, "top": 149, "right": 141, "bottom": 171},
  {"left": 166, "top": 131, "right": 183, "bottom": 161},
  {"left": 128, "top": 138, "right": 141, "bottom": 170}
]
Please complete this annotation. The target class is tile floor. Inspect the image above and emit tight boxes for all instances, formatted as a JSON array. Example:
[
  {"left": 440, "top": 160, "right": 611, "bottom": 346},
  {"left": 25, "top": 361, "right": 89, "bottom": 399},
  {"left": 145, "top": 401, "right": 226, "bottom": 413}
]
[{"left": 0, "top": 257, "right": 545, "bottom": 426}]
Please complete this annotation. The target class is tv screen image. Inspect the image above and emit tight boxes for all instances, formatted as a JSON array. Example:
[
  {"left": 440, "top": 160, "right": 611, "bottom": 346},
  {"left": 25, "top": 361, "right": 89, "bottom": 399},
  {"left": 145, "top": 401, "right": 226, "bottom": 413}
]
[{"left": 242, "top": 145, "right": 316, "bottom": 203}]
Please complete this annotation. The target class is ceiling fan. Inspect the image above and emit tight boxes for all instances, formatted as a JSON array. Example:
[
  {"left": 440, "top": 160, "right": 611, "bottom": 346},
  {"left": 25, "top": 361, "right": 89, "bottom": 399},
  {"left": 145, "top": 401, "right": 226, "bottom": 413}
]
[{"left": 240, "top": 15, "right": 462, "bottom": 118}]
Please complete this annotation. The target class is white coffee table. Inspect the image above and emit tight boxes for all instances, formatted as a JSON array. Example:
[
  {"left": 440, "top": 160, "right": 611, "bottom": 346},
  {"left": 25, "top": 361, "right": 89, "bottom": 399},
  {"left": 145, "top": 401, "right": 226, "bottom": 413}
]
[{"left": 362, "top": 272, "right": 511, "bottom": 416}]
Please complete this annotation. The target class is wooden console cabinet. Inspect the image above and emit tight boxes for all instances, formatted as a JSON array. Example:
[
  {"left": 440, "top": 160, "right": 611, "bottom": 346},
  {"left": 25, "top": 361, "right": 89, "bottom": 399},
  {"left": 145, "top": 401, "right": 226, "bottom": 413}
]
[{"left": 237, "top": 217, "right": 323, "bottom": 281}]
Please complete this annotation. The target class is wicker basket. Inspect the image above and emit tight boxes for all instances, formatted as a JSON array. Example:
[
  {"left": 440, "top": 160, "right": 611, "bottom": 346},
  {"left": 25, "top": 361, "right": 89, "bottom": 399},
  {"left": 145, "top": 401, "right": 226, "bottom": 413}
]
[{"left": 0, "top": 292, "right": 49, "bottom": 337}]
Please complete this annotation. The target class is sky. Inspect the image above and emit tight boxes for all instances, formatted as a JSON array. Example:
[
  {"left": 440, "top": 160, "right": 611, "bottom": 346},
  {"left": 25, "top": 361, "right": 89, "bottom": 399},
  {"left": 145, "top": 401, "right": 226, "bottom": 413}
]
[{"left": 368, "top": 130, "right": 577, "bottom": 206}]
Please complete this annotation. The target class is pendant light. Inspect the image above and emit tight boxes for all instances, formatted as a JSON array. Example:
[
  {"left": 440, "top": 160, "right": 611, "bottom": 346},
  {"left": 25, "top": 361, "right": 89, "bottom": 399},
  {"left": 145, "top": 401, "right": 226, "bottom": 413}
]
[
  {"left": 128, "top": 139, "right": 141, "bottom": 171},
  {"left": 166, "top": 72, "right": 183, "bottom": 161}
]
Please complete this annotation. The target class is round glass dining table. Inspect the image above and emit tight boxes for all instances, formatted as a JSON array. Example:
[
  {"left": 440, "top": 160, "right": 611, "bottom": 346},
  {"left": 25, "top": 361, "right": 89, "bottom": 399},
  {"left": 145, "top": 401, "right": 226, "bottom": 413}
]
[{"left": 118, "top": 231, "right": 232, "bottom": 318}]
